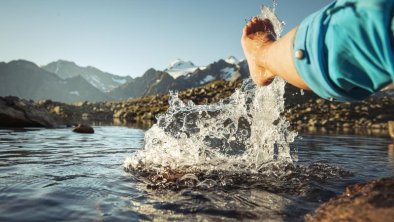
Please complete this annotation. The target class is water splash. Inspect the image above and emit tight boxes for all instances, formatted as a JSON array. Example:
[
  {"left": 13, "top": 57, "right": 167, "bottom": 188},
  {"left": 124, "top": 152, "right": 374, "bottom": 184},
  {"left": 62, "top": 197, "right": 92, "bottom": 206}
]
[
  {"left": 259, "top": 3, "right": 285, "bottom": 38},
  {"left": 124, "top": 5, "right": 296, "bottom": 173}
]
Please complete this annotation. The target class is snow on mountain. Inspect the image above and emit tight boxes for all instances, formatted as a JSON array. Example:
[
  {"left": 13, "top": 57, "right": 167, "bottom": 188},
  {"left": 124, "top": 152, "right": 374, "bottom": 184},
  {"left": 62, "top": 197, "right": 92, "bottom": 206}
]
[
  {"left": 199, "top": 75, "right": 215, "bottom": 85},
  {"left": 168, "top": 59, "right": 195, "bottom": 70},
  {"left": 69, "top": 91, "right": 80, "bottom": 96},
  {"left": 85, "top": 75, "right": 105, "bottom": 91},
  {"left": 165, "top": 59, "right": 205, "bottom": 79},
  {"left": 225, "top": 56, "right": 240, "bottom": 65},
  {"left": 220, "top": 67, "right": 237, "bottom": 80},
  {"left": 112, "top": 77, "right": 127, "bottom": 85}
]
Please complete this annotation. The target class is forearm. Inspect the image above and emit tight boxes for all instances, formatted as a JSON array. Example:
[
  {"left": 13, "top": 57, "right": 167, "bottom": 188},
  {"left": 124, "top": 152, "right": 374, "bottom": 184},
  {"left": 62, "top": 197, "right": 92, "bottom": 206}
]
[{"left": 257, "top": 28, "right": 310, "bottom": 90}]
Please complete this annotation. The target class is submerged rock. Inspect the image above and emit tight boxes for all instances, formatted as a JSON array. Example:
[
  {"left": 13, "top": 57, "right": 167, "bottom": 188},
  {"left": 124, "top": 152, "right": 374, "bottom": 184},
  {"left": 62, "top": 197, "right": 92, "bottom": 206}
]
[
  {"left": 305, "top": 177, "right": 394, "bottom": 222},
  {"left": 0, "top": 96, "right": 62, "bottom": 127},
  {"left": 73, "top": 124, "right": 94, "bottom": 134}
]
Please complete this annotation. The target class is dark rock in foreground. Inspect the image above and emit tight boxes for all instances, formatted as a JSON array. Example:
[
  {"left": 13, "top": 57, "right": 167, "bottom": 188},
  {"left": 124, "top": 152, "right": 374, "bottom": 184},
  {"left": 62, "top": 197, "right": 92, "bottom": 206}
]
[
  {"left": 73, "top": 124, "right": 94, "bottom": 134},
  {"left": 0, "top": 96, "right": 63, "bottom": 127},
  {"left": 305, "top": 177, "right": 394, "bottom": 222}
]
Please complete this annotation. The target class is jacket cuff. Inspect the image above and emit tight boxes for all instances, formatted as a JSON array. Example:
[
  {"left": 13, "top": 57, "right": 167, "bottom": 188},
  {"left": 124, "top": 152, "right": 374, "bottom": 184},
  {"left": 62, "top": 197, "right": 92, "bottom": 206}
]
[{"left": 293, "top": 1, "right": 357, "bottom": 102}]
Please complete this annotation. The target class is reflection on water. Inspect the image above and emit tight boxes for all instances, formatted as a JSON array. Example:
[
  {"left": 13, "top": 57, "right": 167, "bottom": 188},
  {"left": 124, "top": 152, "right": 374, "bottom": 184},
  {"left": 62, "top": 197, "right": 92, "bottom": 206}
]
[
  {"left": 388, "top": 143, "right": 394, "bottom": 167},
  {"left": 0, "top": 127, "right": 393, "bottom": 221}
]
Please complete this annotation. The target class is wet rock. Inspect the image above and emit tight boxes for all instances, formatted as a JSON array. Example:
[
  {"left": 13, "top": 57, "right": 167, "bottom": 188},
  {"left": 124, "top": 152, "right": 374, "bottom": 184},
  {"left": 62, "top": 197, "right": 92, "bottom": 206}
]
[
  {"left": 305, "top": 177, "right": 394, "bottom": 222},
  {"left": 0, "top": 96, "right": 62, "bottom": 127},
  {"left": 73, "top": 124, "right": 94, "bottom": 134},
  {"left": 389, "top": 121, "right": 394, "bottom": 140}
]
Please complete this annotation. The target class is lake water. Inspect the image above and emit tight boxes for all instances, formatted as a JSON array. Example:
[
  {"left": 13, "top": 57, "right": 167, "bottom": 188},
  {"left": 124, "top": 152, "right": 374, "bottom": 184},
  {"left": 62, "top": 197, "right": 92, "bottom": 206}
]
[{"left": 0, "top": 126, "right": 393, "bottom": 221}]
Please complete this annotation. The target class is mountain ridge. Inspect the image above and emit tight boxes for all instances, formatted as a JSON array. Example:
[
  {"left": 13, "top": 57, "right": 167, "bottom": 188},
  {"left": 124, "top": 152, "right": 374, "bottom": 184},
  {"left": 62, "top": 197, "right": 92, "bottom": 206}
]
[
  {"left": 42, "top": 60, "right": 132, "bottom": 92},
  {"left": 0, "top": 60, "right": 110, "bottom": 103},
  {"left": 1, "top": 56, "right": 248, "bottom": 102}
]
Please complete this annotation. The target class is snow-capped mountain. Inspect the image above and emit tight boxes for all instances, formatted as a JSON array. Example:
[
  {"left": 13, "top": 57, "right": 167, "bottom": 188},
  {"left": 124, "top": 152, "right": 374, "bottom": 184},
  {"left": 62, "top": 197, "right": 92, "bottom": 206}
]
[
  {"left": 42, "top": 60, "right": 132, "bottom": 92},
  {"left": 164, "top": 57, "right": 241, "bottom": 80},
  {"left": 225, "top": 56, "right": 240, "bottom": 65},
  {"left": 109, "top": 57, "right": 250, "bottom": 100},
  {"left": 164, "top": 59, "right": 205, "bottom": 79}
]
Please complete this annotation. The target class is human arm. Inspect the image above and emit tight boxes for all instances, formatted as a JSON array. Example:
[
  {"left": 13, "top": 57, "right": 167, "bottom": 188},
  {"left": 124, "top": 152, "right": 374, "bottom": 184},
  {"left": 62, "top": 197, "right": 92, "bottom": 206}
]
[{"left": 243, "top": 0, "right": 394, "bottom": 101}]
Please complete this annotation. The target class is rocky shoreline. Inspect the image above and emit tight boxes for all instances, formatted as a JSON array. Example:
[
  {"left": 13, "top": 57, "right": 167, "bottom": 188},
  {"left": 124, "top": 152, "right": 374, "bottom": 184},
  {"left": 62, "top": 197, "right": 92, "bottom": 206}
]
[
  {"left": 1, "top": 79, "right": 393, "bottom": 133},
  {"left": 34, "top": 80, "right": 242, "bottom": 126},
  {"left": 28, "top": 79, "right": 394, "bottom": 135}
]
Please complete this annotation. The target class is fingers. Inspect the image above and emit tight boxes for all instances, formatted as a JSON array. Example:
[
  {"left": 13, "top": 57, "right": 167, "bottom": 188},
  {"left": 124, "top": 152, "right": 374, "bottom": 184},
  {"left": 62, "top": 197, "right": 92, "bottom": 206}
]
[{"left": 243, "top": 17, "right": 276, "bottom": 39}]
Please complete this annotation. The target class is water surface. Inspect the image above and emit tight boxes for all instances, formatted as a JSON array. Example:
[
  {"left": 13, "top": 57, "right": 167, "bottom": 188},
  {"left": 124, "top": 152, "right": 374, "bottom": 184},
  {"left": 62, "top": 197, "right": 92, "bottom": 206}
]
[{"left": 0, "top": 126, "right": 393, "bottom": 221}]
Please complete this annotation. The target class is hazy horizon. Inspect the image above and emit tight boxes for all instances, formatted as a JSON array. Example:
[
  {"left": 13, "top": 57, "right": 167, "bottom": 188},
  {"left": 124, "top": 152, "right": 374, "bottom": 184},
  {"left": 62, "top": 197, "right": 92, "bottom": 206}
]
[{"left": 0, "top": 0, "right": 331, "bottom": 77}]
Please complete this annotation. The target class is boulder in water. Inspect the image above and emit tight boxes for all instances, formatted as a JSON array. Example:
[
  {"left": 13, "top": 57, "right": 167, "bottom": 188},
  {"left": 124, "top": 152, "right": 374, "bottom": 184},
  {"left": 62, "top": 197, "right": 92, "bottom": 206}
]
[
  {"left": 305, "top": 177, "right": 394, "bottom": 222},
  {"left": 73, "top": 124, "right": 94, "bottom": 134}
]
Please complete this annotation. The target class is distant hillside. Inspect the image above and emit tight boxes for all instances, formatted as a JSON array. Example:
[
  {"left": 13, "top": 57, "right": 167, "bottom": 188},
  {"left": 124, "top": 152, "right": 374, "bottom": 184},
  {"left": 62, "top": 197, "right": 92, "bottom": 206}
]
[
  {"left": 0, "top": 60, "right": 110, "bottom": 102},
  {"left": 108, "top": 68, "right": 174, "bottom": 100},
  {"left": 42, "top": 60, "right": 132, "bottom": 92}
]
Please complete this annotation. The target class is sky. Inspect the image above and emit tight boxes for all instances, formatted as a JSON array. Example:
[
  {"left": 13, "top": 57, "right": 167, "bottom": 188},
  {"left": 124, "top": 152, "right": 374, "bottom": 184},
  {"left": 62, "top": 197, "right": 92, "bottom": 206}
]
[{"left": 0, "top": 0, "right": 331, "bottom": 77}]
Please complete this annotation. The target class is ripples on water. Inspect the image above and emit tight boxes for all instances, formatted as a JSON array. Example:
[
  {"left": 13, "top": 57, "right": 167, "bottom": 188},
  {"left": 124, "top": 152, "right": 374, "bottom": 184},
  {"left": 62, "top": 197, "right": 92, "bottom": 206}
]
[{"left": 0, "top": 127, "right": 393, "bottom": 221}]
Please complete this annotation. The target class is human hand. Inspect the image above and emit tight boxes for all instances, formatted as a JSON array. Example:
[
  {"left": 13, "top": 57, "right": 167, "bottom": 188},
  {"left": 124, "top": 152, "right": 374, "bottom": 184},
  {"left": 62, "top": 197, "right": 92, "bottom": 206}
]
[{"left": 241, "top": 17, "right": 276, "bottom": 86}]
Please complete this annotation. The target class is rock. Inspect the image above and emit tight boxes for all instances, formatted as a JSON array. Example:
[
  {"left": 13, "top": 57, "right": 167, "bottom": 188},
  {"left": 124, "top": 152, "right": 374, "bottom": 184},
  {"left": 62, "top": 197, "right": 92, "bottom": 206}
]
[
  {"left": 0, "top": 96, "right": 62, "bottom": 127},
  {"left": 305, "top": 177, "right": 394, "bottom": 222},
  {"left": 389, "top": 121, "right": 394, "bottom": 140},
  {"left": 113, "top": 110, "right": 125, "bottom": 119},
  {"left": 51, "top": 106, "right": 62, "bottom": 115},
  {"left": 307, "top": 118, "right": 317, "bottom": 127},
  {"left": 75, "top": 101, "right": 88, "bottom": 107},
  {"left": 142, "top": 112, "right": 153, "bottom": 120},
  {"left": 73, "top": 124, "right": 94, "bottom": 134},
  {"left": 124, "top": 111, "right": 136, "bottom": 120},
  {"left": 316, "top": 98, "right": 325, "bottom": 105},
  {"left": 370, "top": 123, "right": 382, "bottom": 129},
  {"left": 81, "top": 113, "right": 90, "bottom": 119}
]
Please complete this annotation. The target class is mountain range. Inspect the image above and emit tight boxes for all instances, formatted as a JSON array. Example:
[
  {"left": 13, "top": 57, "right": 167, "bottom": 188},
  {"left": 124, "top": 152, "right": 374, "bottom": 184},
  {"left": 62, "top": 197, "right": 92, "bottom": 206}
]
[
  {"left": 42, "top": 60, "right": 132, "bottom": 92},
  {"left": 0, "top": 60, "right": 110, "bottom": 102},
  {"left": 0, "top": 57, "right": 248, "bottom": 103}
]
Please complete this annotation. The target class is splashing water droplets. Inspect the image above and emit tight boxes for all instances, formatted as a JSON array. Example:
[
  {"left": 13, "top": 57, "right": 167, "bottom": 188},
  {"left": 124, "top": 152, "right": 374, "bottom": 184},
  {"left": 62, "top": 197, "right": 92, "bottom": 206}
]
[
  {"left": 272, "top": 0, "right": 278, "bottom": 13},
  {"left": 124, "top": 5, "right": 296, "bottom": 173}
]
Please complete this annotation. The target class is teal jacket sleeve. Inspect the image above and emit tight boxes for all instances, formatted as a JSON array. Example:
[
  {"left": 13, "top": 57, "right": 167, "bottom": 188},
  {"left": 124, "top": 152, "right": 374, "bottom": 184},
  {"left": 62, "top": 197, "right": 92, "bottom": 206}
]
[{"left": 293, "top": 0, "right": 394, "bottom": 101}]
